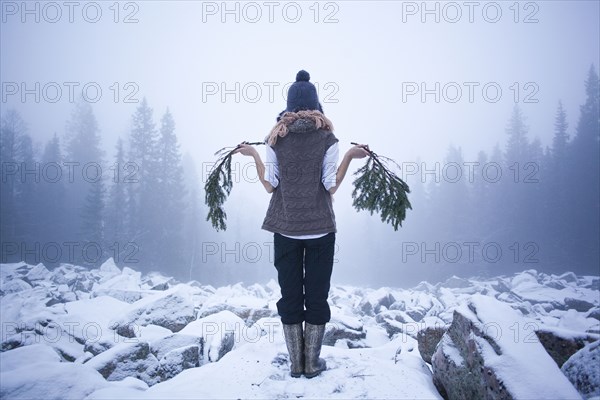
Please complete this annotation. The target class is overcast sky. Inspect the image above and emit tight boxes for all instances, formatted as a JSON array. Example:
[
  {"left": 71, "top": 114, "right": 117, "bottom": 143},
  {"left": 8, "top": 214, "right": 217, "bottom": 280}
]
[{"left": 2, "top": 0, "right": 599, "bottom": 284}]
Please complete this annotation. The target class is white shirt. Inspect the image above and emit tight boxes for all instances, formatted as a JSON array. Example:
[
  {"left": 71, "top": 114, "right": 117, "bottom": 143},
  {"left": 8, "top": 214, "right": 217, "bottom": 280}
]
[{"left": 264, "top": 142, "right": 339, "bottom": 240}]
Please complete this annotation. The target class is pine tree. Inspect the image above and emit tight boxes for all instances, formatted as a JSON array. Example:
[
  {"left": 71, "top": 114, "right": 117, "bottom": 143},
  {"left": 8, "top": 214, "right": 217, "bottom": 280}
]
[
  {"left": 552, "top": 101, "right": 569, "bottom": 162},
  {"left": 105, "top": 138, "right": 128, "bottom": 263},
  {"left": 63, "top": 98, "right": 104, "bottom": 253},
  {"left": 14, "top": 134, "right": 38, "bottom": 251},
  {"left": 503, "top": 105, "right": 531, "bottom": 242},
  {"left": 127, "top": 98, "right": 160, "bottom": 270},
  {"left": 567, "top": 65, "right": 600, "bottom": 271},
  {"left": 182, "top": 153, "right": 202, "bottom": 282},
  {"left": 155, "top": 108, "right": 186, "bottom": 272},
  {"left": 38, "top": 133, "right": 66, "bottom": 256},
  {"left": 505, "top": 105, "right": 530, "bottom": 164},
  {"left": 80, "top": 177, "right": 105, "bottom": 266},
  {"left": 0, "top": 110, "right": 27, "bottom": 252}
]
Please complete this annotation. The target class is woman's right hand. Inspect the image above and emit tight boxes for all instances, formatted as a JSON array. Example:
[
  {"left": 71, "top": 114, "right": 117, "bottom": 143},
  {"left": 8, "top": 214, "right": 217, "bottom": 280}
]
[{"left": 347, "top": 144, "right": 370, "bottom": 159}]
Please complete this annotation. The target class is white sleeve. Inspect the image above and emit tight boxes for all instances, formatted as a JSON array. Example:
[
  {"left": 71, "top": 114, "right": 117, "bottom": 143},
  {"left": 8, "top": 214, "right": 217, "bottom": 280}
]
[
  {"left": 264, "top": 145, "right": 279, "bottom": 188},
  {"left": 322, "top": 142, "right": 339, "bottom": 191}
]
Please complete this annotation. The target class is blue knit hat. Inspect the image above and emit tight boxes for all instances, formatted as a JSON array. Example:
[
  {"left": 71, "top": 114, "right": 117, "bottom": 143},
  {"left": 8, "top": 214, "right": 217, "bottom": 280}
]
[{"left": 285, "top": 70, "right": 323, "bottom": 113}]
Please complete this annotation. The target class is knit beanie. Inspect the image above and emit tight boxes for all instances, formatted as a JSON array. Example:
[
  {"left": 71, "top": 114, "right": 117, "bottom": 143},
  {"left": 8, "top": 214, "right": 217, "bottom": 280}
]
[{"left": 285, "top": 70, "right": 323, "bottom": 113}]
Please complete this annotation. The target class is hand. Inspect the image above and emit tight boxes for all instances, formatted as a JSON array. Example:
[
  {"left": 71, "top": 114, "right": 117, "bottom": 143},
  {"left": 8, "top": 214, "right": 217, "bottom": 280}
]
[
  {"left": 233, "top": 142, "right": 257, "bottom": 157},
  {"left": 347, "top": 144, "right": 370, "bottom": 159}
]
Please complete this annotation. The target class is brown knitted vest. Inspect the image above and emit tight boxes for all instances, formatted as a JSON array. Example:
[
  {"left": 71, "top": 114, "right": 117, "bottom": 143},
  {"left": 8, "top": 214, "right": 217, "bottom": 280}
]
[{"left": 261, "top": 118, "right": 339, "bottom": 236}]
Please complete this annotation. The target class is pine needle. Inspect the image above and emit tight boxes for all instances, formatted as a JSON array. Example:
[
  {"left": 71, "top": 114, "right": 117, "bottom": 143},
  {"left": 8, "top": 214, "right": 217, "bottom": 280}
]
[
  {"left": 350, "top": 142, "right": 412, "bottom": 230},
  {"left": 205, "top": 141, "right": 265, "bottom": 231}
]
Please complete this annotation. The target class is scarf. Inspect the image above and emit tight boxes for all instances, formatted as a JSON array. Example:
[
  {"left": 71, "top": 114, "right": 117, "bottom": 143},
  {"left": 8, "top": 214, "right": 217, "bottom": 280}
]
[{"left": 266, "top": 110, "right": 334, "bottom": 146}]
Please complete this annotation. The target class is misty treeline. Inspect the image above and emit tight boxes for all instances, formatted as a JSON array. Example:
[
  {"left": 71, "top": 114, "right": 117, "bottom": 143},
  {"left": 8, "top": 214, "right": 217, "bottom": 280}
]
[
  {"left": 0, "top": 98, "right": 199, "bottom": 278},
  {"left": 390, "top": 65, "right": 599, "bottom": 279},
  {"left": 1, "top": 66, "right": 598, "bottom": 284}
]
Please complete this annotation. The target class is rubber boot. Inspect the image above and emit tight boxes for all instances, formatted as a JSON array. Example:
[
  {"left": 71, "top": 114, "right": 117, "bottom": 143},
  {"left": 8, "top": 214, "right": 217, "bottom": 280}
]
[
  {"left": 304, "top": 322, "right": 327, "bottom": 378},
  {"left": 282, "top": 323, "right": 304, "bottom": 378}
]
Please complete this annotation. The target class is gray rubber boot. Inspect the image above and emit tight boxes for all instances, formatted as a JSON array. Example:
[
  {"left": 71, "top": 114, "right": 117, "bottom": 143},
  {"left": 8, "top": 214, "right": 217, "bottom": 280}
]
[
  {"left": 304, "top": 322, "right": 327, "bottom": 378},
  {"left": 282, "top": 323, "right": 304, "bottom": 378}
]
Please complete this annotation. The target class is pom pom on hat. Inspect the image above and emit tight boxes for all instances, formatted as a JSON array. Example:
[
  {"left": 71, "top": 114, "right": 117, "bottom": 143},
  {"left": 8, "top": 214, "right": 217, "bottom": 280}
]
[{"left": 296, "top": 70, "right": 310, "bottom": 82}]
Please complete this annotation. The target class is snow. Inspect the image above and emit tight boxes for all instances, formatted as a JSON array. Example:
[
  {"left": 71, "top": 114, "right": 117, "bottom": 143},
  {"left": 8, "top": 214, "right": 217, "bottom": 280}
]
[
  {"left": 0, "top": 361, "right": 110, "bottom": 400},
  {"left": 438, "top": 335, "right": 465, "bottom": 367},
  {"left": 0, "top": 264, "right": 597, "bottom": 399},
  {"left": 0, "top": 343, "right": 61, "bottom": 371}
]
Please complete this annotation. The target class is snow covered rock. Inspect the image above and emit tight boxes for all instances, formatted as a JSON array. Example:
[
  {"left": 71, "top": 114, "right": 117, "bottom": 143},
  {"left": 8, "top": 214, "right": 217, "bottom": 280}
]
[
  {"left": 431, "top": 294, "right": 582, "bottom": 400},
  {"left": 109, "top": 288, "right": 196, "bottom": 337},
  {"left": 24, "top": 263, "right": 52, "bottom": 282},
  {"left": 0, "top": 361, "right": 110, "bottom": 400},
  {"left": 375, "top": 310, "right": 416, "bottom": 338},
  {"left": 561, "top": 340, "right": 600, "bottom": 399},
  {"left": 565, "top": 297, "right": 596, "bottom": 312},
  {"left": 197, "top": 303, "right": 277, "bottom": 326},
  {"left": 98, "top": 257, "right": 121, "bottom": 278},
  {"left": 1, "top": 278, "right": 32, "bottom": 294},
  {"left": 158, "top": 344, "right": 201, "bottom": 380},
  {"left": 91, "top": 265, "right": 143, "bottom": 302},
  {"left": 417, "top": 326, "right": 446, "bottom": 364},
  {"left": 358, "top": 289, "right": 396, "bottom": 316},
  {"left": 587, "top": 307, "right": 600, "bottom": 321},
  {"left": 92, "top": 288, "right": 143, "bottom": 303},
  {"left": 0, "top": 343, "right": 61, "bottom": 372},
  {"left": 149, "top": 333, "right": 204, "bottom": 361},
  {"left": 85, "top": 341, "right": 162, "bottom": 386},
  {"left": 179, "top": 310, "right": 244, "bottom": 362},
  {"left": 536, "top": 327, "right": 597, "bottom": 367},
  {"left": 323, "top": 320, "right": 366, "bottom": 347}
]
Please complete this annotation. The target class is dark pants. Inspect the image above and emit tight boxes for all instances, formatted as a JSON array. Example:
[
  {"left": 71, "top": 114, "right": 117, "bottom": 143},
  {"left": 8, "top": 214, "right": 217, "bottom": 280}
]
[{"left": 273, "top": 232, "right": 335, "bottom": 325}]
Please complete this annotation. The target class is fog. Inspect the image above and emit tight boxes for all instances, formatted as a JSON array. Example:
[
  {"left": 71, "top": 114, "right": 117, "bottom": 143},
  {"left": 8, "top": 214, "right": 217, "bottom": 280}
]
[{"left": 1, "top": 1, "right": 599, "bottom": 287}]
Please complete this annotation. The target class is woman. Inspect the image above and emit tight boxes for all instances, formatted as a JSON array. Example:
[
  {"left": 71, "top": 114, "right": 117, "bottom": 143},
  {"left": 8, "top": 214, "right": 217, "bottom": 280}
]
[{"left": 235, "top": 70, "right": 369, "bottom": 378}]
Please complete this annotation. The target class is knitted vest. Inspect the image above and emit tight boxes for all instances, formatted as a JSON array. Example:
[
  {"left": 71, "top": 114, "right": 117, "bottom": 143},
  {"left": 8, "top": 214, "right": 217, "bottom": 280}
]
[{"left": 262, "top": 119, "right": 339, "bottom": 236}]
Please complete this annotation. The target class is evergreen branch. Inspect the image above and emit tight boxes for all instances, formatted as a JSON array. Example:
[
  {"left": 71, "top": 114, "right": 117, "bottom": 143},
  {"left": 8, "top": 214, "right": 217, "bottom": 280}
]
[
  {"left": 204, "top": 141, "right": 265, "bottom": 231},
  {"left": 350, "top": 142, "right": 412, "bottom": 230}
]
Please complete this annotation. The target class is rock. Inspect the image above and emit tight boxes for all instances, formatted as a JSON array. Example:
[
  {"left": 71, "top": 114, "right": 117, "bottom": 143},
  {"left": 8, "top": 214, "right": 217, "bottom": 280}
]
[
  {"left": 491, "top": 279, "right": 512, "bottom": 293},
  {"left": 151, "top": 282, "right": 169, "bottom": 291},
  {"left": 536, "top": 328, "right": 597, "bottom": 367},
  {"left": 561, "top": 341, "right": 600, "bottom": 399},
  {"left": 92, "top": 288, "right": 143, "bottom": 303},
  {"left": 389, "top": 301, "right": 406, "bottom": 311},
  {"left": 586, "top": 307, "right": 600, "bottom": 321},
  {"left": 431, "top": 294, "right": 582, "bottom": 400},
  {"left": 323, "top": 322, "right": 365, "bottom": 346},
  {"left": 158, "top": 345, "right": 200, "bottom": 380},
  {"left": 565, "top": 297, "right": 595, "bottom": 312},
  {"left": 99, "top": 258, "right": 121, "bottom": 276},
  {"left": 417, "top": 326, "right": 446, "bottom": 364},
  {"left": 358, "top": 290, "right": 396, "bottom": 316},
  {"left": 0, "top": 343, "right": 61, "bottom": 372},
  {"left": 110, "top": 289, "right": 196, "bottom": 337},
  {"left": 150, "top": 333, "right": 204, "bottom": 361},
  {"left": 179, "top": 310, "right": 243, "bottom": 363},
  {"left": 84, "top": 335, "right": 119, "bottom": 356},
  {"left": 0, "top": 361, "right": 110, "bottom": 399},
  {"left": 375, "top": 311, "right": 416, "bottom": 338},
  {"left": 197, "top": 304, "right": 276, "bottom": 326},
  {"left": 442, "top": 276, "right": 472, "bottom": 289},
  {"left": 1, "top": 278, "right": 32, "bottom": 294},
  {"left": 85, "top": 341, "right": 162, "bottom": 386},
  {"left": 557, "top": 272, "right": 578, "bottom": 283},
  {"left": 360, "top": 301, "right": 374, "bottom": 316},
  {"left": 25, "top": 263, "right": 52, "bottom": 282}
]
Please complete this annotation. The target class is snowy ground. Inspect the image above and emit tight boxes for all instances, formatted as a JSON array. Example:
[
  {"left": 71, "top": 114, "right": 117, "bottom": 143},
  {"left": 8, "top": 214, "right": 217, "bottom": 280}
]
[{"left": 0, "top": 260, "right": 598, "bottom": 399}]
